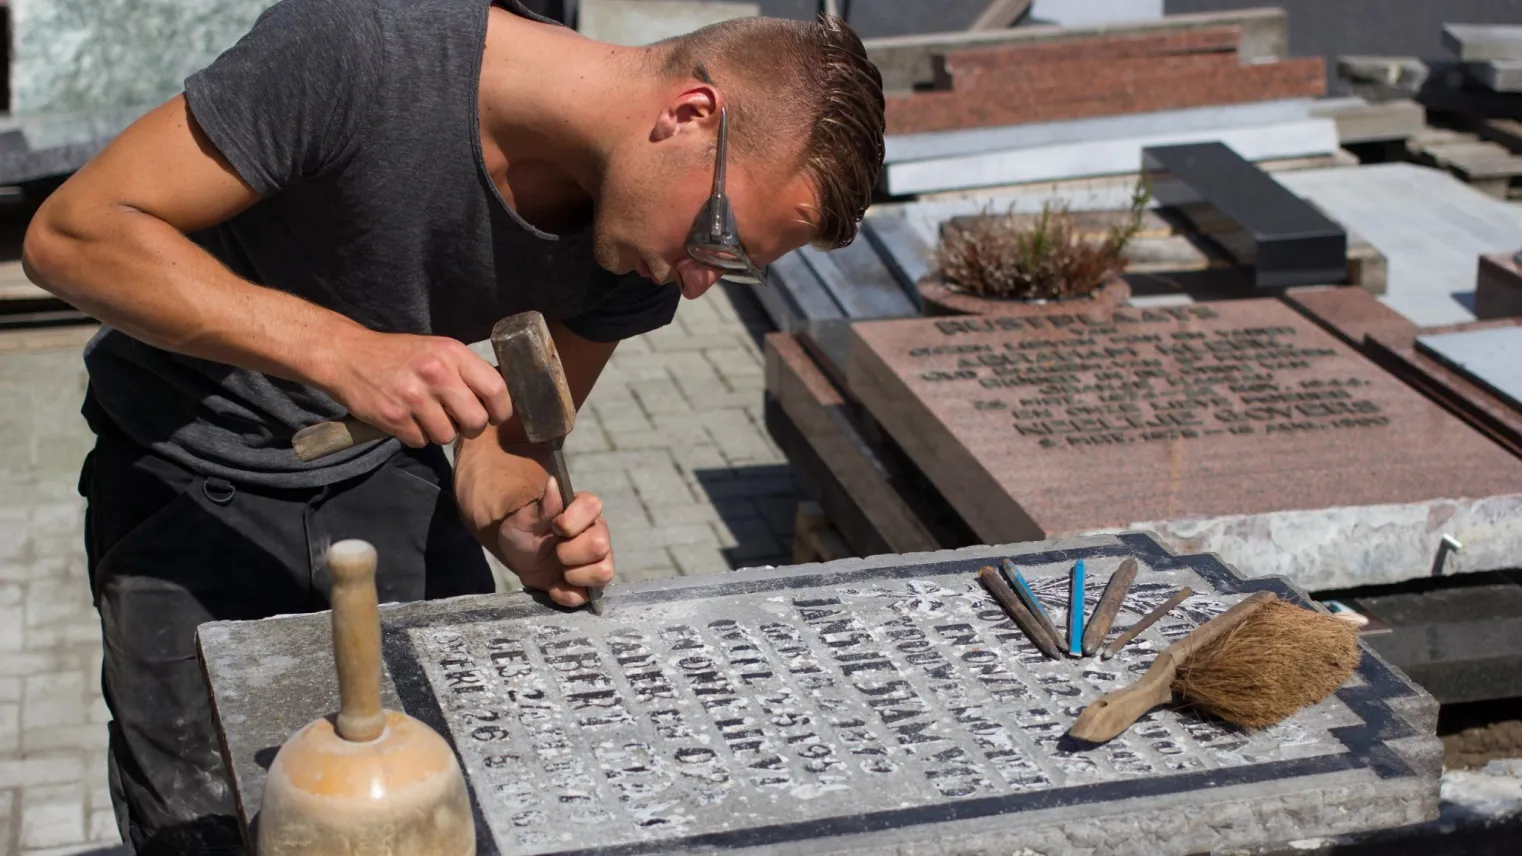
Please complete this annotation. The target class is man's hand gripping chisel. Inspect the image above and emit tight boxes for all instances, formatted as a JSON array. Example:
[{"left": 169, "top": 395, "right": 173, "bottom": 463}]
[
  {"left": 489, "top": 312, "right": 602, "bottom": 615},
  {"left": 291, "top": 310, "right": 603, "bottom": 614}
]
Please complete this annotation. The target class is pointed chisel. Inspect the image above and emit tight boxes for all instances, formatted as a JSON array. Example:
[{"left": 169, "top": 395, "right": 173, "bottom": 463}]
[
  {"left": 1099, "top": 586, "right": 1194, "bottom": 661},
  {"left": 999, "top": 559, "right": 1064, "bottom": 654},
  {"left": 1081, "top": 558, "right": 1138, "bottom": 656},
  {"left": 979, "top": 567, "right": 1063, "bottom": 659}
]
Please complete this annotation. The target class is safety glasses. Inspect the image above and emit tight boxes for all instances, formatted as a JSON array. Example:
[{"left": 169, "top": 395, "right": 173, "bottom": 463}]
[{"left": 685, "top": 101, "right": 770, "bottom": 287}]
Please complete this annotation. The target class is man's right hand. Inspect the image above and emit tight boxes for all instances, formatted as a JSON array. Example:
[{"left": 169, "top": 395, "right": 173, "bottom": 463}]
[{"left": 312, "top": 328, "right": 513, "bottom": 449}]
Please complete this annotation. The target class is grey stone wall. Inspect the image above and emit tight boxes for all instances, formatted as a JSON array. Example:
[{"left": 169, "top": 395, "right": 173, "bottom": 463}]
[{"left": 9, "top": 0, "right": 278, "bottom": 114}]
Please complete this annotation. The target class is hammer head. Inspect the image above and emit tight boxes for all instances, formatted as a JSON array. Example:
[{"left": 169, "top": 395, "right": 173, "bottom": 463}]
[{"left": 491, "top": 311, "right": 576, "bottom": 446}]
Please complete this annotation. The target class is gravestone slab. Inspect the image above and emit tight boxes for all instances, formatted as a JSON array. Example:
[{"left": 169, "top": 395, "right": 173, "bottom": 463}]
[
  {"left": 844, "top": 298, "right": 1522, "bottom": 590},
  {"left": 1415, "top": 327, "right": 1522, "bottom": 412},
  {"left": 1286, "top": 287, "right": 1522, "bottom": 461},
  {"left": 198, "top": 533, "right": 1441, "bottom": 856}
]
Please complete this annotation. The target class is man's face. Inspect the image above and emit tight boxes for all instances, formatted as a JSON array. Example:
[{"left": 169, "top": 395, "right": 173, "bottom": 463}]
[{"left": 593, "top": 92, "right": 819, "bottom": 300}]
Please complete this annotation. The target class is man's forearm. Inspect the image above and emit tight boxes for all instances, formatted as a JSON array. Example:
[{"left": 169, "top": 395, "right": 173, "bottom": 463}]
[{"left": 24, "top": 201, "right": 363, "bottom": 390}]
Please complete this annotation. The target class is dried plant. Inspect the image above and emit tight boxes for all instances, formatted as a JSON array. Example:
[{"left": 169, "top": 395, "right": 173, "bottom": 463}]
[{"left": 933, "top": 177, "right": 1151, "bottom": 301}]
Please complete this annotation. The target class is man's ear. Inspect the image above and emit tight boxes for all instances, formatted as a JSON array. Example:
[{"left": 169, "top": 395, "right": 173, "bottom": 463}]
[{"left": 650, "top": 85, "right": 720, "bottom": 142}]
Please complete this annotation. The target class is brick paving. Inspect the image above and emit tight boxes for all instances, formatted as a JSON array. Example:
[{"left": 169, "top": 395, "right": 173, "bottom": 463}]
[{"left": 0, "top": 284, "right": 793, "bottom": 855}]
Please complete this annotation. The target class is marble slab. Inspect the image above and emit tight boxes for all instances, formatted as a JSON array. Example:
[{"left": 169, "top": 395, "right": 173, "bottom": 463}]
[
  {"left": 1274, "top": 163, "right": 1522, "bottom": 326},
  {"left": 844, "top": 298, "right": 1522, "bottom": 590},
  {"left": 198, "top": 533, "right": 1441, "bottom": 855},
  {"left": 1415, "top": 327, "right": 1522, "bottom": 413}
]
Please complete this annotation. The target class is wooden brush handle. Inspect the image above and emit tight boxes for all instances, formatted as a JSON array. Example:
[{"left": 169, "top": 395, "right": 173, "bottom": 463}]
[
  {"left": 292, "top": 417, "right": 389, "bottom": 462},
  {"left": 1163, "top": 590, "right": 1276, "bottom": 665},
  {"left": 327, "top": 540, "right": 386, "bottom": 743},
  {"left": 1069, "top": 590, "right": 1277, "bottom": 743}
]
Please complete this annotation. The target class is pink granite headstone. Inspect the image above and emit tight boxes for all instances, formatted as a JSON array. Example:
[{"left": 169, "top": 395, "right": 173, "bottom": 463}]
[{"left": 846, "top": 298, "right": 1522, "bottom": 588}]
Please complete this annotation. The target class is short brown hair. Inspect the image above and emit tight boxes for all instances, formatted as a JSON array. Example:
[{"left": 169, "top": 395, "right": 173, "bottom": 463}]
[{"left": 659, "top": 15, "right": 886, "bottom": 249}]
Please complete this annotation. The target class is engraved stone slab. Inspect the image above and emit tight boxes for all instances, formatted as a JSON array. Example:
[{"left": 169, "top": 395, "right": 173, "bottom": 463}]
[
  {"left": 199, "top": 534, "right": 1441, "bottom": 856},
  {"left": 844, "top": 298, "right": 1522, "bottom": 589},
  {"left": 1415, "top": 327, "right": 1522, "bottom": 413}
]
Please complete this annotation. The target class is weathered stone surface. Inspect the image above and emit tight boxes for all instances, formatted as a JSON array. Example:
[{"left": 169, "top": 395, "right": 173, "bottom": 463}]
[
  {"left": 199, "top": 533, "right": 1440, "bottom": 855},
  {"left": 845, "top": 299, "right": 1522, "bottom": 589}
]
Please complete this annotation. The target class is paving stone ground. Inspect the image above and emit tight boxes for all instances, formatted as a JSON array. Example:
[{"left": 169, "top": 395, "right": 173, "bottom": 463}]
[{"left": 0, "top": 284, "right": 793, "bottom": 855}]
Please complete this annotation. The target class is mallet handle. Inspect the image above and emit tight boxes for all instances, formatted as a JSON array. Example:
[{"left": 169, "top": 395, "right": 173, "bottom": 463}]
[
  {"left": 292, "top": 417, "right": 388, "bottom": 462},
  {"left": 326, "top": 540, "right": 386, "bottom": 743}
]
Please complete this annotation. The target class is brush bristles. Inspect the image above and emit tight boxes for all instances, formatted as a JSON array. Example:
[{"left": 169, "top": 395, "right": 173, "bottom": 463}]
[{"left": 1171, "top": 600, "right": 1361, "bottom": 730}]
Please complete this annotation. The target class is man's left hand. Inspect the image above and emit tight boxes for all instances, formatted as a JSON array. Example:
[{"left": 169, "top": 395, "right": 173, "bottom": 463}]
[{"left": 496, "top": 477, "right": 614, "bottom": 607}]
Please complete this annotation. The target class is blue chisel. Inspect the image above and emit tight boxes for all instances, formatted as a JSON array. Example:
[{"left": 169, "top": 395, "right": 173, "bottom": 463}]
[
  {"left": 1068, "top": 559, "right": 1086, "bottom": 657},
  {"left": 999, "top": 559, "right": 1064, "bottom": 654}
]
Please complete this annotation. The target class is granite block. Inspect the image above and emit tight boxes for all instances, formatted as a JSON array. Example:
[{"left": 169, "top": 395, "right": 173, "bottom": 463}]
[
  {"left": 931, "top": 26, "right": 1245, "bottom": 90},
  {"left": 884, "top": 57, "right": 1327, "bottom": 136},
  {"left": 9, "top": 1, "right": 279, "bottom": 114},
  {"left": 1467, "top": 59, "right": 1522, "bottom": 92},
  {"left": 1476, "top": 252, "right": 1522, "bottom": 320},
  {"left": 862, "top": 6, "right": 1286, "bottom": 93},
  {"left": 1287, "top": 287, "right": 1522, "bottom": 460},
  {"left": 1443, "top": 23, "right": 1522, "bottom": 62},
  {"left": 1142, "top": 141, "right": 1348, "bottom": 288},
  {"left": 845, "top": 299, "right": 1522, "bottom": 590},
  {"left": 199, "top": 533, "right": 1441, "bottom": 855}
]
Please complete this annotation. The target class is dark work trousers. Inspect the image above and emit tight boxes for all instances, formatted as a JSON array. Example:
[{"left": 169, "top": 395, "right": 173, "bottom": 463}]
[{"left": 77, "top": 393, "right": 495, "bottom": 855}]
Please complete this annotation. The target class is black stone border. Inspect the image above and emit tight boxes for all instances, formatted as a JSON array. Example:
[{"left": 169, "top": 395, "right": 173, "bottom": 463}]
[{"left": 380, "top": 533, "right": 1423, "bottom": 856}]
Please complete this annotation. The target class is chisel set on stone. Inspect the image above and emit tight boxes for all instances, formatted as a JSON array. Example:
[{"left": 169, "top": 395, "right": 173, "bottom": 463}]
[
  {"left": 979, "top": 555, "right": 1363, "bottom": 745},
  {"left": 978, "top": 557, "right": 1168, "bottom": 660}
]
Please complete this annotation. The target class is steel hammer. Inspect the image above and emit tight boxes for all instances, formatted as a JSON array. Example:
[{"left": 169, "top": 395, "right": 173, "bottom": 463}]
[{"left": 291, "top": 311, "right": 602, "bottom": 614}]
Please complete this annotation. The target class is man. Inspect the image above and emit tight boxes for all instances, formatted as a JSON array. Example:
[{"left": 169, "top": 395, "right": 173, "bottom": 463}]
[{"left": 21, "top": 0, "right": 885, "bottom": 852}]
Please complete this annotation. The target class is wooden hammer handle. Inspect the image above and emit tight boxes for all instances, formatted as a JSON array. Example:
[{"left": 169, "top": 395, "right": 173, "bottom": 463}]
[
  {"left": 326, "top": 540, "right": 386, "bottom": 743},
  {"left": 292, "top": 417, "right": 389, "bottom": 462}
]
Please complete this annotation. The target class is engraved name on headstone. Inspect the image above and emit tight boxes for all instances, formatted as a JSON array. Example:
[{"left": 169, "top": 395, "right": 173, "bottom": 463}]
[
  {"left": 199, "top": 536, "right": 1442, "bottom": 856},
  {"left": 844, "top": 298, "right": 1522, "bottom": 588}
]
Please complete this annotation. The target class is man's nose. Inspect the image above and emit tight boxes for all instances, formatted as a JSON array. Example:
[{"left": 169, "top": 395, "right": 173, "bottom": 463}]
[{"left": 677, "top": 261, "right": 723, "bottom": 297}]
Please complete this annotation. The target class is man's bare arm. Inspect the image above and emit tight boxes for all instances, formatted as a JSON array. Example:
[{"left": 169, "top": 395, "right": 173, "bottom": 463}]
[
  {"left": 454, "top": 322, "right": 619, "bottom": 606},
  {"left": 22, "top": 96, "right": 509, "bottom": 447}
]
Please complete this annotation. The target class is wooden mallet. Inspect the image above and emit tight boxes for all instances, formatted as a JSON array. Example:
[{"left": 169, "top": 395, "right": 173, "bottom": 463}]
[{"left": 256, "top": 540, "right": 476, "bottom": 855}]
